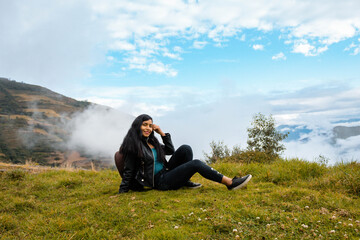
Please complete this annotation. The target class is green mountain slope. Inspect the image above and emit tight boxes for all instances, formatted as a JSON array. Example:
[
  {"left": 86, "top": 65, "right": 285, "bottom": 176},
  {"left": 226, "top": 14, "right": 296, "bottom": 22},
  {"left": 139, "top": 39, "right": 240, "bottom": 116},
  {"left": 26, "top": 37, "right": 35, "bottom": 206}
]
[{"left": 0, "top": 78, "right": 95, "bottom": 166}]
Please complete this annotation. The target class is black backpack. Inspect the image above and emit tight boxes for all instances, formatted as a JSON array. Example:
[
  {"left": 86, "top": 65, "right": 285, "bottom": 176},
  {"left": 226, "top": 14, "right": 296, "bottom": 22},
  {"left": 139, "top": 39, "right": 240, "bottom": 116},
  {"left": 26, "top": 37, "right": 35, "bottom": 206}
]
[{"left": 114, "top": 151, "right": 125, "bottom": 178}]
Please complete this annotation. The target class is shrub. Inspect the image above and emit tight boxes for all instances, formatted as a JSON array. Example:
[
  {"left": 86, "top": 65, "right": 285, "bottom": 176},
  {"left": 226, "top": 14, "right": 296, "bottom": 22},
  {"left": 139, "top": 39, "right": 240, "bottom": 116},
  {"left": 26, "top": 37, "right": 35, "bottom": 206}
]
[{"left": 203, "top": 140, "right": 231, "bottom": 164}]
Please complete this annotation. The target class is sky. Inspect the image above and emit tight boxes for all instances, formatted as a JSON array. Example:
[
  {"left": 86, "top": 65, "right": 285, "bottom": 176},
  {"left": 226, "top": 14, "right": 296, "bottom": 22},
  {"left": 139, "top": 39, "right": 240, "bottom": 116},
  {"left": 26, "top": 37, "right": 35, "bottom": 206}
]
[{"left": 1, "top": 0, "right": 360, "bottom": 162}]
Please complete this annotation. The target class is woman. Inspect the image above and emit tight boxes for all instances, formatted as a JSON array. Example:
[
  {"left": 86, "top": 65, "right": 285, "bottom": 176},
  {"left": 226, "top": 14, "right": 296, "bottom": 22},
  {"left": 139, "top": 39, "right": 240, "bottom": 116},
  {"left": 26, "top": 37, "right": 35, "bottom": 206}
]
[{"left": 118, "top": 114, "right": 252, "bottom": 193}]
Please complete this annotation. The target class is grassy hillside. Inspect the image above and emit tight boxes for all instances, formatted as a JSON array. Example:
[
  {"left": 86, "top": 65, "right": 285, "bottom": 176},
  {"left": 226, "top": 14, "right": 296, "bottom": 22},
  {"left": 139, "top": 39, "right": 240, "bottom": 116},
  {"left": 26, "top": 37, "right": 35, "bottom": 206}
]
[
  {"left": 1, "top": 159, "right": 359, "bottom": 239},
  {"left": 0, "top": 78, "right": 92, "bottom": 166}
]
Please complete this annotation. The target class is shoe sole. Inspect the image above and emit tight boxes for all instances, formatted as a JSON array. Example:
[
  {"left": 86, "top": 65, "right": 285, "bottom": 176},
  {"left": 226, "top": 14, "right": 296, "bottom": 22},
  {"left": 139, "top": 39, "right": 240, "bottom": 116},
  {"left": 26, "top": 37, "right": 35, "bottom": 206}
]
[
  {"left": 230, "top": 174, "right": 252, "bottom": 191},
  {"left": 187, "top": 184, "right": 202, "bottom": 189}
]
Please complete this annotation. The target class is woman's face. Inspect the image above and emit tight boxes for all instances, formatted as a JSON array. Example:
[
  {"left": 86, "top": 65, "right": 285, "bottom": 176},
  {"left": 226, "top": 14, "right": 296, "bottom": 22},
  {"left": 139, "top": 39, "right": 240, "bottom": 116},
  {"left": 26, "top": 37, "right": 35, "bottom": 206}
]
[{"left": 141, "top": 119, "right": 153, "bottom": 137}]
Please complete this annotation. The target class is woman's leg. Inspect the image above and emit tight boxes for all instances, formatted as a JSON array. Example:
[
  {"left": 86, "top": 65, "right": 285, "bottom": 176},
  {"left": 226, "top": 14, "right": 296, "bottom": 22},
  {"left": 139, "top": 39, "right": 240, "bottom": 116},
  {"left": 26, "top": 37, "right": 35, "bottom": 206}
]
[
  {"left": 159, "top": 144, "right": 252, "bottom": 190},
  {"left": 160, "top": 159, "right": 224, "bottom": 190},
  {"left": 167, "top": 144, "right": 193, "bottom": 170}
]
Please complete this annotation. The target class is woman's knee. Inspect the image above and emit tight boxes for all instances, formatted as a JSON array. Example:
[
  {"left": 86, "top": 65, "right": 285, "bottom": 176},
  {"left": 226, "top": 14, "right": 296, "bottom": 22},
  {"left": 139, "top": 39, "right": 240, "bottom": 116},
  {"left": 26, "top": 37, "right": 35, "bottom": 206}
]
[
  {"left": 177, "top": 144, "right": 193, "bottom": 159},
  {"left": 178, "top": 144, "right": 192, "bottom": 154}
]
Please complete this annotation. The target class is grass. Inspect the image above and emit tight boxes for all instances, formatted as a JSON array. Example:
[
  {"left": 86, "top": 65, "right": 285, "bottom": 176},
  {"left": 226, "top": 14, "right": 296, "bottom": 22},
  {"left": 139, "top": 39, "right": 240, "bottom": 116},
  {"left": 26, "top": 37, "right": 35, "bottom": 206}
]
[{"left": 1, "top": 159, "right": 360, "bottom": 239}]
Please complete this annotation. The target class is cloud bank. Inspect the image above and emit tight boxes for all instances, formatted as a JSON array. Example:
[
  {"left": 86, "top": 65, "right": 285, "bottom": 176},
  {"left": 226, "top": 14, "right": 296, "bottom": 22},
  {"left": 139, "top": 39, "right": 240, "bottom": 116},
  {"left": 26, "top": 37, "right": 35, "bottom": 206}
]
[
  {"left": 65, "top": 105, "right": 134, "bottom": 157},
  {"left": 1, "top": 0, "right": 360, "bottom": 83}
]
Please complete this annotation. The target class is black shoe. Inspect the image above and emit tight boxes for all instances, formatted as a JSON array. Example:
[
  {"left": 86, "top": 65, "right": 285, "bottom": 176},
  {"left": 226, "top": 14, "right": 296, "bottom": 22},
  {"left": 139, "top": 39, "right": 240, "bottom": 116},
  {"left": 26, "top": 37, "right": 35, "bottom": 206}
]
[
  {"left": 227, "top": 174, "right": 252, "bottom": 190},
  {"left": 184, "top": 181, "right": 202, "bottom": 189}
]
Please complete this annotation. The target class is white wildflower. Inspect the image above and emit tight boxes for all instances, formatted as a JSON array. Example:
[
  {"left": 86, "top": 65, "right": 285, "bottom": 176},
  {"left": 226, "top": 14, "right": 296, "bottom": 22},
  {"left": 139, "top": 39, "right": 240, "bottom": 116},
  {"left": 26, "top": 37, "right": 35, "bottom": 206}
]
[
  {"left": 329, "top": 230, "right": 335, "bottom": 234},
  {"left": 301, "top": 224, "right": 309, "bottom": 228},
  {"left": 174, "top": 226, "right": 179, "bottom": 229},
  {"left": 233, "top": 229, "right": 238, "bottom": 232}
]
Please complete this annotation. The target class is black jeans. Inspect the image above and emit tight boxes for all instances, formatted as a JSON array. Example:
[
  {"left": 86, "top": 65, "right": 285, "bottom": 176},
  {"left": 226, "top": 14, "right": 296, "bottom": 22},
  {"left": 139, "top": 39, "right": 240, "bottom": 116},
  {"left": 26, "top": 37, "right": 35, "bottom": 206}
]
[{"left": 154, "top": 145, "right": 224, "bottom": 190}]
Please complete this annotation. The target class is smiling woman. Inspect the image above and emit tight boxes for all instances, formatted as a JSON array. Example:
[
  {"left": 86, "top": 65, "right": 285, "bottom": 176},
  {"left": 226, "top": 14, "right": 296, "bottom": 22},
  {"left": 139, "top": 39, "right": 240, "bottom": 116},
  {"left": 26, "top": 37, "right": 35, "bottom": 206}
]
[{"left": 115, "top": 114, "right": 252, "bottom": 193}]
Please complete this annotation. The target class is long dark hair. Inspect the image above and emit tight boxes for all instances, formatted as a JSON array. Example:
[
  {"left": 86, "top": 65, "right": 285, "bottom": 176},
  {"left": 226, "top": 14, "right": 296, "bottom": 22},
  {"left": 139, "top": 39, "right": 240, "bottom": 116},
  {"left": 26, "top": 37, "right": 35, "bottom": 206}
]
[{"left": 119, "top": 114, "right": 165, "bottom": 161}]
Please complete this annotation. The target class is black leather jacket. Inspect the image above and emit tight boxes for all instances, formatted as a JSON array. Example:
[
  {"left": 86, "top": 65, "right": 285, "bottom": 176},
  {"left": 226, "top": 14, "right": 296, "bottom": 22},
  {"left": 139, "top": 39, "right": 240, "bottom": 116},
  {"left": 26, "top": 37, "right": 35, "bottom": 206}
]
[{"left": 119, "top": 133, "right": 175, "bottom": 193}]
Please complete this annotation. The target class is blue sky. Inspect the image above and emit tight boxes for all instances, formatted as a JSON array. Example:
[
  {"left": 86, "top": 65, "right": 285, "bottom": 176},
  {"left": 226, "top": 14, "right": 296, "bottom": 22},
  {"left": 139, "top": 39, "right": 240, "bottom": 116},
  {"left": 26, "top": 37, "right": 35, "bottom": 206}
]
[{"left": 1, "top": 0, "right": 360, "bottom": 161}]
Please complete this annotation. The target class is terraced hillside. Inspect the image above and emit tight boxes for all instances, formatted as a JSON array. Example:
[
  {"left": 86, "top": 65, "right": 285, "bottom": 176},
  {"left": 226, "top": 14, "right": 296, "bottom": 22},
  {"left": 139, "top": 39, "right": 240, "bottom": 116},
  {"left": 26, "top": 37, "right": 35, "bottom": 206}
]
[{"left": 0, "top": 77, "right": 103, "bottom": 168}]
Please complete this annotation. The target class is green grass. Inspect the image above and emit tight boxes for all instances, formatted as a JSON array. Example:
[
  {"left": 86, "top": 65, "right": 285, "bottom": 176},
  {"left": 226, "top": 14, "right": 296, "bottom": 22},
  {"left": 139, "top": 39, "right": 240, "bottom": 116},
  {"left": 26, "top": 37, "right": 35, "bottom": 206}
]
[{"left": 1, "top": 159, "right": 360, "bottom": 239}]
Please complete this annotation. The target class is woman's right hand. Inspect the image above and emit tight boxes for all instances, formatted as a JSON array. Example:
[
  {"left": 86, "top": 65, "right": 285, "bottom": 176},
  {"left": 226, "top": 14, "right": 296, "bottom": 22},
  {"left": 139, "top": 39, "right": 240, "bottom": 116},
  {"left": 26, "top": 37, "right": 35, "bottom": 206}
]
[{"left": 152, "top": 124, "right": 165, "bottom": 136}]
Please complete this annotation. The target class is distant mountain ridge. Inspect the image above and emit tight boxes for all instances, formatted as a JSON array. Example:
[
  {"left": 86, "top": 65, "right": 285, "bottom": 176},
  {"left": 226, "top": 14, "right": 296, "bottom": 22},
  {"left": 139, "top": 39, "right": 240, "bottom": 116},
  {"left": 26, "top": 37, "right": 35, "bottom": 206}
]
[
  {"left": 333, "top": 126, "right": 360, "bottom": 139},
  {"left": 0, "top": 77, "right": 110, "bottom": 168},
  {"left": 279, "top": 121, "right": 360, "bottom": 143}
]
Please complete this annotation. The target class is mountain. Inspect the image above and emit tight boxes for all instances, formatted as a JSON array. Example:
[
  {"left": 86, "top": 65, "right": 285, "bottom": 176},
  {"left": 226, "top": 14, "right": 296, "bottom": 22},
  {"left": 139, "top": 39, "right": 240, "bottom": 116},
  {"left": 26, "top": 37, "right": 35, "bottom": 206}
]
[
  {"left": 333, "top": 126, "right": 360, "bottom": 139},
  {"left": 0, "top": 77, "right": 111, "bottom": 168}
]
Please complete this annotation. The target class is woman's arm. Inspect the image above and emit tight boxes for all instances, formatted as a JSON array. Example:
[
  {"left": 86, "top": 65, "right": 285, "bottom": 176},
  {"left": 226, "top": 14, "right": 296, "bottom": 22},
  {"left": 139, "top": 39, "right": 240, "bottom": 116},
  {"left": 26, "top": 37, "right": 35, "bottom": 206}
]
[
  {"left": 152, "top": 124, "right": 175, "bottom": 155},
  {"left": 119, "top": 153, "right": 138, "bottom": 193},
  {"left": 161, "top": 133, "right": 175, "bottom": 155}
]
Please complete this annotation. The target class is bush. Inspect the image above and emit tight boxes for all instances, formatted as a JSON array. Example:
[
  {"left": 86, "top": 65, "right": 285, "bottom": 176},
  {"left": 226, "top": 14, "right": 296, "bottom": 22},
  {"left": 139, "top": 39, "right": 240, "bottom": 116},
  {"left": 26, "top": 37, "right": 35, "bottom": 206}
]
[{"left": 203, "top": 140, "right": 231, "bottom": 164}]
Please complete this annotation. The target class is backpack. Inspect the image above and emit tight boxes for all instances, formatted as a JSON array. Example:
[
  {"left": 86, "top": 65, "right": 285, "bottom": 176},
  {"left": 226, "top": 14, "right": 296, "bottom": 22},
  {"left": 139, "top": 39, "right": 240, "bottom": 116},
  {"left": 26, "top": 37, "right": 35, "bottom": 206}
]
[{"left": 114, "top": 151, "right": 125, "bottom": 178}]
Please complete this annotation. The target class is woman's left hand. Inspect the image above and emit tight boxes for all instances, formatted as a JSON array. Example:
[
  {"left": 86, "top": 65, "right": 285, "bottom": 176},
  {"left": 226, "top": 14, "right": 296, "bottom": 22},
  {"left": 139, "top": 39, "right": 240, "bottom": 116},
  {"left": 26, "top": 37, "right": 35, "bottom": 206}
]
[{"left": 152, "top": 124, "right": 165, "bottom": 136}]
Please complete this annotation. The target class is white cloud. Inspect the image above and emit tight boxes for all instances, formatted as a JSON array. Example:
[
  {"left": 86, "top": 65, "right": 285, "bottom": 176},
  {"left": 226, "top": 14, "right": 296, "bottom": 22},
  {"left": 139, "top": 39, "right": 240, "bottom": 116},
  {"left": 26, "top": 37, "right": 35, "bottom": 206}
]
[
  {"left": 92, "top": 0, "right": 360, "bottom": 71},
  {"left": 272, "top": 52, "right": 286, "bottom": 60},
  {"left": 147, "top": 62, "right": 178, "bottom": 77},
  {"left": 345, "top": 42, "right": 360, "bottom": 55},
  {"left": 238, "top": 34, "right": 246, "bottom": 41},
  {"left": 73, "top": 85, "right": 217, "bottom": 117},
  {"left": 292, "top": 39, "right": 328, "bottom": 56},
  {"left": 252, "top": 44, "right": 264, "bottom": 50},
  {"left": 66, "top": 105, "right": 134, "bottom": 157},
  {"left": 173, "top": 46, "right": 183, "bottom": 52},
  {"left": 2, "top": 0, "right": 360, "bottom": 79},
  {"left": 354, "top": 48, "right": 360, "bottom": 55},
  {"left": 193, "top": 41, "right": 208, "bottom": 49},
  {"left": 162, "top": 48, "right": 182, "bottom": 60},
  {"left": 109, "top": 41, "right": 136, "bottom": 51},
  {"left": 292, "top": 39, "right": 316, "bottom": 56}
]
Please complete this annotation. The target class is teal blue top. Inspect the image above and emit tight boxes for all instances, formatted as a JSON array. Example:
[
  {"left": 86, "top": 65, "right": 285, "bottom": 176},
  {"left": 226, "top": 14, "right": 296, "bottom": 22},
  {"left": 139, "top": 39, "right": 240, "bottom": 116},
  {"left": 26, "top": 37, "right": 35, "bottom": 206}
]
[{"left": 152, "top": 148, "right": 164, "bottom": 175}]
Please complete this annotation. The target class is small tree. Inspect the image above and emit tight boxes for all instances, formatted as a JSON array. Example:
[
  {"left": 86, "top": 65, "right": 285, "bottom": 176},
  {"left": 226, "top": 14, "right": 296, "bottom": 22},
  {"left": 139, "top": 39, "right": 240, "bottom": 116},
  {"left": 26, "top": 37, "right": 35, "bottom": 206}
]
[
  {"left": 204, "top": 140, "right": 231, "bottom": 164},
  {"left": 247, "top": 113, "right": 288, "bottom": 157}
]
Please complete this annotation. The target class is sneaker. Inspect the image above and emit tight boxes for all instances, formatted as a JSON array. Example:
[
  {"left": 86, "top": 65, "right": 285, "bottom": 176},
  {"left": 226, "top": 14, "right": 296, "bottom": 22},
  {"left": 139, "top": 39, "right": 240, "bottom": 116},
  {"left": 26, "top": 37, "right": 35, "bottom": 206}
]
[
  {"left": 227, "top": 174, "right": 252, "bottom": 190},
  {"left": 184, "top": 181, "right": 202, "bottom": 189}
]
